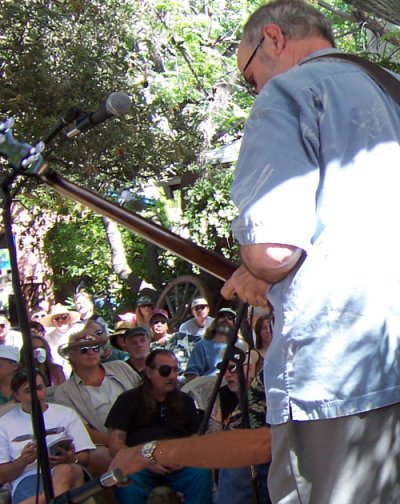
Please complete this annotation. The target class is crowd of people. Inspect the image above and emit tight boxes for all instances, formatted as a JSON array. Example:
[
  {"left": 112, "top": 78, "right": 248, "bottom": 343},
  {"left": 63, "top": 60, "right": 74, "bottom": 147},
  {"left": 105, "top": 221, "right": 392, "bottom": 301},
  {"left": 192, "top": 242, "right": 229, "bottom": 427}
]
[
  {"left": 1, "top": 0, "right": 396, "bottom": 502},
  {"left": 0, "top": 288, "right": 273, "bottom": 504}
]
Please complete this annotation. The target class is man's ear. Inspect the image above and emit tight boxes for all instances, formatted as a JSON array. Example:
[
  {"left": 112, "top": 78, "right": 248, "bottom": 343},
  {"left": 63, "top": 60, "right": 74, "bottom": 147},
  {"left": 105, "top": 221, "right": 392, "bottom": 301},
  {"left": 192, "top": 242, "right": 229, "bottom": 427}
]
[{"left": 262, "top": 23, "right": 286, "bottom": 54}]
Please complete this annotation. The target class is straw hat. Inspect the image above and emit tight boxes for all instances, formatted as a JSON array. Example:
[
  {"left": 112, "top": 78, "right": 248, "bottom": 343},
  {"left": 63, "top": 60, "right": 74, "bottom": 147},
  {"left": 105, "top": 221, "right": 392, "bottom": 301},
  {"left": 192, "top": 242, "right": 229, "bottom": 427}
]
[
  {"left": 41, "top": 303, "right": 81, "bottom": 327},
  {"left": 58, "top": 321, "right": 107, "bottom": 359},
  {"left": 109, "top": 320, "right": 136, "bottom": 348}
]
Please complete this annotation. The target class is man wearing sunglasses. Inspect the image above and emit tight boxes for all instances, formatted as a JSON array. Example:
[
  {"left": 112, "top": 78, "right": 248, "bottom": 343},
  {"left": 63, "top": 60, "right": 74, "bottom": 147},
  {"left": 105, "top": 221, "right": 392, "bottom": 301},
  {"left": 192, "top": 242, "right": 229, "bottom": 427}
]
[
  {"left": 178, "top": 297, "right": 214, "bottom": 338},
  {"left": 106, "top": 349, "right": 213, "bottom": 504},
  {"left": 53, "top": 321, "right": 141, "bottom": 476}
]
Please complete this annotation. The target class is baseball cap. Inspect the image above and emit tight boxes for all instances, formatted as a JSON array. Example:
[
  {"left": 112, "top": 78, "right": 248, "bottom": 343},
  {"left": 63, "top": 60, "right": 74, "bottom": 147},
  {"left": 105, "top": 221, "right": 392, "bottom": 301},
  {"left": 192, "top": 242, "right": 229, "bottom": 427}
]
[
  {"left": 191, "top": 297, "right": 208, "bottom": 309},
  {"left": 0, "top": 345, "right": 20, "bottom": 363}
]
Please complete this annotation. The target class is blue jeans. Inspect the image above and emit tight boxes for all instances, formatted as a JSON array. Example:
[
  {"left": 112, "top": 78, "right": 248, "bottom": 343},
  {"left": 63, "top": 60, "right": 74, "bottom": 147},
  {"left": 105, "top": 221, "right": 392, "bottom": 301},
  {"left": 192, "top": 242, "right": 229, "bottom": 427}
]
[
  {"left": 115, "top": 467, "right": 213, "bottom": 504},
  {"left": 217, "top": 464, "right": 271, "bottom": 504}
]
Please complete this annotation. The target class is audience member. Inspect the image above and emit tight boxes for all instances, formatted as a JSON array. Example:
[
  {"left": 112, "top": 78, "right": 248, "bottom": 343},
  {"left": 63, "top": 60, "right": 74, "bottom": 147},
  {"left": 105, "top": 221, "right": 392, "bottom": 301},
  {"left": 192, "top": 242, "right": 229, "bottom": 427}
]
[
  {"left": 20, "top": 335, "right": 66, "bottom": 387},
  {"left": 212, "top": 349, "right": 271, "bottom": 504},
  {"left": 74, "top": 291, "right": 109, "bottom": 336},
  {"left": 28, "top": 321, "right": 46, "bottom": 339},
  {"left": 29, "top": 309, "right": 47, "bottom": 323},
  {"left": 185, "top": 308, "right": 236, "bottom": 380},
  {"left": 0, "top": 315, "right": 22, "bottom": 349},
  {"left": 105, "top": 349, "right": 213, "bottom": 504},
  {"left": 178, "top": 297, "right": 214, "bottom": 337},
  {"left": 150, "top": 310, "right": 201, "bottom": 381},
  {"left": 53, "top": 321, "right": 142, "bottom": 475},
  {"left": 0, "top": 345, "right": 20, "bottom": 405},
  {"left": 41, "top": 304, "right": 82, "bottom": 377},
  {"left": 254, "top": 313, "right": 273, "bottom": 360},
  {"left": 123, "top": 327, "right": 151, "bottom": 376},
  {"left": 149, "top": 309, "right": 172, "bottom": 346},
  {"left": 0, "top": 368, "right": 95, "bottom": 504},
  {"left": 135, "top": 296, "right": 154, "bottom": 330}
]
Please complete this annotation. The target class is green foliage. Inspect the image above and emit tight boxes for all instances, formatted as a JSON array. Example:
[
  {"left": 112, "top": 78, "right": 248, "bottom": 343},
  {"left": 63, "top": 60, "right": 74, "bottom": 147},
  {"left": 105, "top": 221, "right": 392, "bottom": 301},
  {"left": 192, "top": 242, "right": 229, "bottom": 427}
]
[{"left": 181, "top": 166, "right": 239, "bottom": 261}]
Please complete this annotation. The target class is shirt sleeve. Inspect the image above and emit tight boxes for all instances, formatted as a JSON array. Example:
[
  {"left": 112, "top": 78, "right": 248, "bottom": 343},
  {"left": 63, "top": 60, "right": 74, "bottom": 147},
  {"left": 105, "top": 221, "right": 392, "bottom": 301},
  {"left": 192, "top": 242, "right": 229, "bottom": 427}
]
[
  {"left": 231, "top": 78, "right": 321, "bottom": 252},
  {"left": 185, "top": 341, "right": 206, "bottom": 377}
]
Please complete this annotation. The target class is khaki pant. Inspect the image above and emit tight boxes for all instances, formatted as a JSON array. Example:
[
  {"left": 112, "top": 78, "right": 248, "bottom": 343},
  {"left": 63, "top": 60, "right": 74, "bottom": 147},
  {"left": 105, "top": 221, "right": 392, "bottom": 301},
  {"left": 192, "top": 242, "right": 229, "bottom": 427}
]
[{"left": 269, "top": 404, "right": 400, "bottom": 504}]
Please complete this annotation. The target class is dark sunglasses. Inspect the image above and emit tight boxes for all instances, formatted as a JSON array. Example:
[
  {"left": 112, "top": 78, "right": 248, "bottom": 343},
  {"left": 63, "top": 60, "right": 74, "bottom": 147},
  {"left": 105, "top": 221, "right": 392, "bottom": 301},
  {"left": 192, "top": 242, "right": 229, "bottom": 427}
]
[
  {"left": 53, "top": 315, "right": 69, "bottom": 322},
  {"left": 243, "top": 35, "right": 265, "bottom": 74},
  {"left": 226, "top": 364, "right": 238, "bottom": 373},
  {"left": 218, "top": 313, "right": 235, "bottom": 321},
  {"left": 79, "top": 345, "right": 101, "bottom": 354},
  {"left": 194, "top": 305, "right": 207, "bottom": 311},
  {"left": 154, "top": 365, "right": 179, "bottom": 377},
  {"left": 151, "top": 318, "right": 167, "bottom": 325}
]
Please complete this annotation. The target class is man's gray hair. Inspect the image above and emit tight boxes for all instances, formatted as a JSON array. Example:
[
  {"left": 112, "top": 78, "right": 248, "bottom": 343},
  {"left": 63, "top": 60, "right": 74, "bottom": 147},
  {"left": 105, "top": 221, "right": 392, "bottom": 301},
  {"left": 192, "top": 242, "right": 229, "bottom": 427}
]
[{"left": 243, "top": 0, "right": 336, "bottom": 48}]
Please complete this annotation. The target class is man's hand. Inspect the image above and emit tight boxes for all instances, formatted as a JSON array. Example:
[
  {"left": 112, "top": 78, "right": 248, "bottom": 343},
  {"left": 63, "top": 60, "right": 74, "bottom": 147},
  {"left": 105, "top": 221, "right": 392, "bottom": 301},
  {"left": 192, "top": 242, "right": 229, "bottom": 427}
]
[
  {"left": 148, "top": 463, "right": 182, "bottom": 475},
  {"left": 221, "top": 264, "right": 271, "bottom": 308},
  {"left": 109, "top": 446, "right": 146, "bottom": 476},
  {"left": 19, "top": 442, "right": 37, "bottom": 468}
]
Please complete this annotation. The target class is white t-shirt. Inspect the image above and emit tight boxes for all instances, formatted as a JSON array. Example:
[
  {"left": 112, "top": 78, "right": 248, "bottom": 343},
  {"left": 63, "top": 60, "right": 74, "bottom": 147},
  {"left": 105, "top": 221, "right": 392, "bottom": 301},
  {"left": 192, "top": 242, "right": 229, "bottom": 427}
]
[{"left": 0, "top": 403, "right": 95, "bottom": 496}]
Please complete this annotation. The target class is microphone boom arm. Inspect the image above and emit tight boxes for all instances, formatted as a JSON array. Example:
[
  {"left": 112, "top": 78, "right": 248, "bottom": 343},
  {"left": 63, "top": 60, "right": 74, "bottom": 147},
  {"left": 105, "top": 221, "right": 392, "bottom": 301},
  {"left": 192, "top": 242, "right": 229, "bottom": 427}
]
[{"left": 37, "top": 164, "right": 237, "bottom": 281}]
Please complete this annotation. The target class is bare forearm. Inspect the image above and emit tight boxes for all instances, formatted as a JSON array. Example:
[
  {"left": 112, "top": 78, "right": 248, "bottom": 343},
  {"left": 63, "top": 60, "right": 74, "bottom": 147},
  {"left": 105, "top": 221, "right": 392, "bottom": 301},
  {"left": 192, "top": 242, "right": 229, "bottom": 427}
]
[
  {"left": 161, "top": 429, "right": 271, "bottom": 468},
  {"left": 109, "top": 428, "right": 271, "bottom": 477},
  {"left": 86, "top": 426, "right": 109, "bottom": 447},
  {"left": 0, "top": 458, "right": 28, "bottom": 484},
  {"left": 241, "top": 244, "right": 303, "bottom": 284}
]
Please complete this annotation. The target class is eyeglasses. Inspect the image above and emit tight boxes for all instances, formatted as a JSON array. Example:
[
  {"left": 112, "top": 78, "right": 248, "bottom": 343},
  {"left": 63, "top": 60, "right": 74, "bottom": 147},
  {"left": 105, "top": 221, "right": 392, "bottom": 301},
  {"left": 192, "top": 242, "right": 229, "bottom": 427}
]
[
  {"left": 151, "top": 319, "right": 167, "bottom": 325},
  {"left": 226, "top": 364, "right": 238, "bottom": 374},
  {"left": 243, "top": 35, "right": 265, "bottom": 74},
  {"left": 153, "top": 365, "right": 179, "bottom": 377},
  {"left": 193, "top": 305, "right": 207, "bottom": 311},
  {"left": 218, "top": 313, "right": 235, "bottom": 321},
  {"left": 78, "top": 345, "right": 101, "bottom": 354},
  {"left": 53, "top": 315, "right": 69, "bottom": 322}
]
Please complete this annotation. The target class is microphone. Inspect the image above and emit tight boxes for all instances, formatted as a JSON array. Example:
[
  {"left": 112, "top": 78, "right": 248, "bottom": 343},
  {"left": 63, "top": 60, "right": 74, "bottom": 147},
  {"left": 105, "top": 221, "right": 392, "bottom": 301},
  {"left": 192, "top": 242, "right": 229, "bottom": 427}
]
[
  {"left": 66, "top": 92, "right": 131, "bottom": 138},
  {"left": 50, "top": 468, "right": 128, "bottom": 504}
]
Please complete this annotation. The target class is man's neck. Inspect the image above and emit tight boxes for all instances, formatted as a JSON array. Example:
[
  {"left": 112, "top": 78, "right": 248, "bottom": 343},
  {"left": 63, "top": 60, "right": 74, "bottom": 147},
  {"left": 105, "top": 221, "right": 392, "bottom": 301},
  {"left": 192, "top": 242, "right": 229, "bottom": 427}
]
[
  {"left": 195, "top": 317, "right": 208, "bottom": 328},
  {"left": 75, "top": 364, "right": 105, "bottom": 386},
  {"left": 128, "top": 356, "right": 146, "bottom": 372}
]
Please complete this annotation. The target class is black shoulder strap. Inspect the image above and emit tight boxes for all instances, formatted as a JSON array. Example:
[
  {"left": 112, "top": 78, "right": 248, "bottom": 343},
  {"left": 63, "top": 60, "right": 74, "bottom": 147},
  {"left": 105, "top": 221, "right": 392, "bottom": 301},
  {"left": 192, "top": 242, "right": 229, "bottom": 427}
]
[{"left": 305, "top": 52, "right": 400, "bottom": 105}]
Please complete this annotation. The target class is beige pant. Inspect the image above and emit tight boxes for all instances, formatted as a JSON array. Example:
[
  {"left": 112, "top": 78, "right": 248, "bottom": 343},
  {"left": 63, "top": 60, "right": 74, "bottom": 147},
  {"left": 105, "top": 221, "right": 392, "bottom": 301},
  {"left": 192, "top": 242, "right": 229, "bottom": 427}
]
[{"left": 269, "top": 404, "right": 400, "bottom": 504}]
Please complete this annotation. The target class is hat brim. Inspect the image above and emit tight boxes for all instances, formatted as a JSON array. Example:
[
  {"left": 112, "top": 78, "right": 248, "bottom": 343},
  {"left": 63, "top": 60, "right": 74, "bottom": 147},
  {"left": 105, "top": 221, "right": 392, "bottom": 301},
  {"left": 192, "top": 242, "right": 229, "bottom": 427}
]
[{"left": 41, "top": 311, "right": 81, "bottom": 327}]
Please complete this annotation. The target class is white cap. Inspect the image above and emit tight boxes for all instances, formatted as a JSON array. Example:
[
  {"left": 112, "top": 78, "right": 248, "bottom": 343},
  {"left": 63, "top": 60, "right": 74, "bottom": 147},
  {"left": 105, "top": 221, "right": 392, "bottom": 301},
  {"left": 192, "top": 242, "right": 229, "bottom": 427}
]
[{"left": 0, "top": 345, "right": 20, "bottom": 363}]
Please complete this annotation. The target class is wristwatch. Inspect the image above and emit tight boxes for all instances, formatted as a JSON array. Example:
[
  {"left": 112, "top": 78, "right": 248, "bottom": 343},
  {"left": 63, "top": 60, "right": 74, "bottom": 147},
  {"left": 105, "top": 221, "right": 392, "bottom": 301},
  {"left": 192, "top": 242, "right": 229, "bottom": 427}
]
[{"left": 140, "top": 440, "right": 158, "bottom": 465}]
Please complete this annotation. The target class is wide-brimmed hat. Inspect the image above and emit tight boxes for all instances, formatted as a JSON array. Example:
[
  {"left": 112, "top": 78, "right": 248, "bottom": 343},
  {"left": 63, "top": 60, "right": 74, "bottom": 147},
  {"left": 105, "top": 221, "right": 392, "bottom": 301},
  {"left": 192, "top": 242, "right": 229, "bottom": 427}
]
[
  {"left": 109, "top": 320, "right": 136, "bottom": 348},
  {"left": 41, "top": 304, "right": 81, "bottom": 327},
  {"left": 0, "top": 345, "right": 20, "bottom": 363},
  {"left": 58, "top": 321, "right": 107, "bottom": 359}
]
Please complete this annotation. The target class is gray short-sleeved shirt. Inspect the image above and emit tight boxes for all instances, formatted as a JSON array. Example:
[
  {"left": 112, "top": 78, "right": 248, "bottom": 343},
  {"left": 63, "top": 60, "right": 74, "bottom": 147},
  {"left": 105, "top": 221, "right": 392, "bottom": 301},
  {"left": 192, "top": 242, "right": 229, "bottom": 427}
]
[{"left": 231, "top": 49, "right": 400, "bottom": 424}]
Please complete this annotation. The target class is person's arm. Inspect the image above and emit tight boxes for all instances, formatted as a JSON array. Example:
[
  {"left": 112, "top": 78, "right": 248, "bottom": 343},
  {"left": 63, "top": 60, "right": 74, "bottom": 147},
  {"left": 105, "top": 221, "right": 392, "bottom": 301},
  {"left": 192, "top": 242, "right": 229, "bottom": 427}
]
[
  {"left": 86, "top": 425, "right": 110, "bottom": 447},
  {"left": 221, "top": 244, "right": 303, "bottom": 306},
  {"left": 108, "top": 428, "right": 128, "bottom": 457},
  {"left": 0, "top": 441, "right": 37, "bottom": 484},
  {"left": 109, "top": 427, "right": 271, "bottom": 476}
]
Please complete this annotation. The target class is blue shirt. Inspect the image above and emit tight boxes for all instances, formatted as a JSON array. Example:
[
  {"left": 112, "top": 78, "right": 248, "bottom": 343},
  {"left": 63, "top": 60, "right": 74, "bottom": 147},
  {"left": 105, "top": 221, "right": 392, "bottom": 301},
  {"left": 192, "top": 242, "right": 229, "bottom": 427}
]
[
  {"left": 231, "top": 49, "right": 400, "bottom": 424},
  {"left": 185, "top": 339, "right": 227, "bottom": 377}
]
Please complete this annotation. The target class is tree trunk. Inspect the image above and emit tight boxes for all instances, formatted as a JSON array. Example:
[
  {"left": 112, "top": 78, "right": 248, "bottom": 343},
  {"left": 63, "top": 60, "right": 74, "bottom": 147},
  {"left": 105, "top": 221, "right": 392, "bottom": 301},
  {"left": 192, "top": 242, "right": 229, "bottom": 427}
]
[{"left": 102, "top": 216, "right": 142, "bottom": 292}]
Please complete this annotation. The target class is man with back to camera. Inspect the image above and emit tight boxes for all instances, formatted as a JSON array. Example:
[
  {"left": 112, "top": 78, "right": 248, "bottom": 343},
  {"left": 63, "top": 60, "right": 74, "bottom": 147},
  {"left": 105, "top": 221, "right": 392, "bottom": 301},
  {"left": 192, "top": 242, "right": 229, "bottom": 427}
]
[{"left": 109, "top": 1, "right": 400, "bottom": 502}]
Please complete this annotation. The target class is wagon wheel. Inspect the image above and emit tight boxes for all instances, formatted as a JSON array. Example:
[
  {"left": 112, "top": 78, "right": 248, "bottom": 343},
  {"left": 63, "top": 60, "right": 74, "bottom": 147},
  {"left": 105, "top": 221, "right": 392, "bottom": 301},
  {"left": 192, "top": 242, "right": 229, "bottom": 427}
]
[{"left": 156, "top": 275, "right": 213, "bottom": 332}]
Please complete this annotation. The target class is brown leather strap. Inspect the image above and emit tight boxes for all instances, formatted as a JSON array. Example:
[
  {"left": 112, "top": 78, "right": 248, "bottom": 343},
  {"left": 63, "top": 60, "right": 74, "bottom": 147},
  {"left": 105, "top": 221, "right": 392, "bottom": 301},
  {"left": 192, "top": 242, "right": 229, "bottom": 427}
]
[{"left": 305, "top": 52, "right": 400, "bottom": 105}]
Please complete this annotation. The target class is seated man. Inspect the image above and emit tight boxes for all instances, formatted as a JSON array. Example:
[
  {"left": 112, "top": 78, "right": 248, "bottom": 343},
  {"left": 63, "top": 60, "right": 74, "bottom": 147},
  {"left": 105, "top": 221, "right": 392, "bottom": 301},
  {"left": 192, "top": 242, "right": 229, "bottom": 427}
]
[
  {"left": 0, "top": 368, "right": 94, "bottom": 504},
  {"left": 122, "top": 326, "right": 151, "bottom": 376},
  {"left": 178, "top": 297, "right": 214, "bottom": 338},
  {"left": 105, "top": 349, "right": 213, "bottom": 504},
  {"left": 53, "top": 321, "right": 142, "bottom": 475}
]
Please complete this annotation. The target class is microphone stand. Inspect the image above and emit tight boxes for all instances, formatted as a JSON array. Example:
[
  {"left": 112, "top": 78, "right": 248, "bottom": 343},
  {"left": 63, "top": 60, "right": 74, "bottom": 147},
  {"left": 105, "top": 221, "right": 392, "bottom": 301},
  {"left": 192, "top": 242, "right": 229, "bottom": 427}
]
[{"left": 0, "top": 172, "right": 54, "bottom": 502}]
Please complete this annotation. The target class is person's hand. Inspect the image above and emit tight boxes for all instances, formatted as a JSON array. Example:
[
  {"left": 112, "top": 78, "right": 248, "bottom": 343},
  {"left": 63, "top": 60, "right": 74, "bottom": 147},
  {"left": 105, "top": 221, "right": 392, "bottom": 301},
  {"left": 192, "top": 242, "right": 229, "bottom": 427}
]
[
  {"left": 221, "top": 264, "right": 271, "bottom": 308},
  {"left": 147, "top": 463, "right": 180, "bottom": 475},
  {"left": 49, "top": 441, "right": 75, "bottom": 466},
  {"left": 19, "top": 442, "right": 37, "bottom": 466},
  {"left": 109, "top": 446, "right": 147, "bottom": 477}
]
